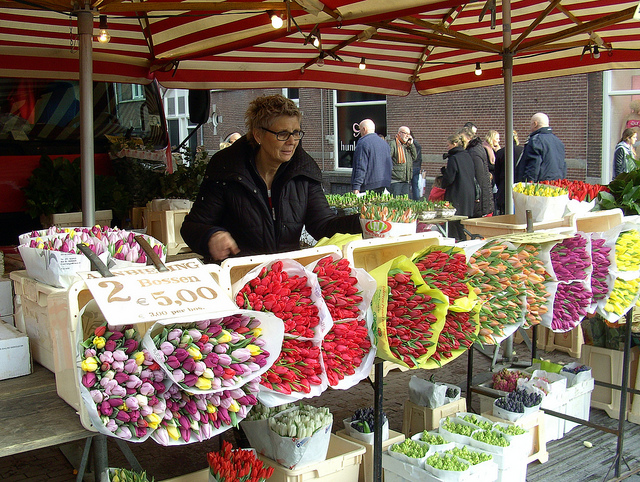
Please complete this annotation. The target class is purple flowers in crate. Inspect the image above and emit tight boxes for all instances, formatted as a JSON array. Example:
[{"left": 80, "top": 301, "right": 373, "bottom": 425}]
[
  {"left": 551, "top": 281, "right": 592, "bottom": 331},
  {"left": 25, "top": 225, "right": 165, "bottom": 263}
]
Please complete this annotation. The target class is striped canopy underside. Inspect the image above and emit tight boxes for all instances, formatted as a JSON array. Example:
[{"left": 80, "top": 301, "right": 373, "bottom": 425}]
[{"left": 1, "top": 0, "right": 640, "bottom": 95}]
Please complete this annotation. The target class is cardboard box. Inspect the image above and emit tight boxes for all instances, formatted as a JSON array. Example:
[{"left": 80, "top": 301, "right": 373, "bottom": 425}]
[
  {"left": 47, "top": 209, "right": 113, "bottom": 228},
  {"left": 336, "top": 429, "right": 405, "bottom": 482},
  {"left": 0, "top": 276, "right": 13, "bottom": 316},
  {"left": 0, "top": 320, "right": 31, "bottom": 380}
]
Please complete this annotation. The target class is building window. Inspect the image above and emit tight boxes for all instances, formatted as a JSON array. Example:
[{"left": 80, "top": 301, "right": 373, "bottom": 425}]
[
  {"left": 603, "top": 70, "right": 640, "bottom": 183},
  {"left": 116, "top": 84, "right": 144, "bottom": 102},
  {"left": 283, "top": 88, "right": 300, "bottom": 106},
  {"left": 164, "top": 89, "right": 197, "bottom": 154},
  {"left": 333, "top": 91, "right": 387, "bottom": 169}
]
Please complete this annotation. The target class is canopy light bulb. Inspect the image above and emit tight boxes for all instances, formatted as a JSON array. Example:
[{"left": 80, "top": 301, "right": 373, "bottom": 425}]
[
  {"left": 358, "top": 57, "right": 366, "bottom": 70},
  {"left": 475, "top": 62, "right": 482, "bottom": 76},
  {"left": 271, "top": 13, "right": 283, "bottom": 29},
  {"left": 98, "top": 15, "right": 110, "bottom": 43},
  {"left": 312, "top": 36, "right": 320, "bottom": 49},
  {"left": 98, "top": 29, "right": 110, "bottom": 43},
  {"left": 593, "top": 45, "right": 601, "bottom": 59}
]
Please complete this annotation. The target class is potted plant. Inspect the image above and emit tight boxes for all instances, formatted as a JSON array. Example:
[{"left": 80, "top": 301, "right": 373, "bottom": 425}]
[{"left": 595, "top": 161, "right": 640, "bottom": 215}]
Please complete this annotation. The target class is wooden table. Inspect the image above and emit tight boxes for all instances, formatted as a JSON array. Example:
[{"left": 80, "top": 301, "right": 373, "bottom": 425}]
[
  {"left": 0, "top": 364, "right": 92, "bottom": 457},
  {"left": 0, "top": 363, "right": 111, "bottom": 481}
]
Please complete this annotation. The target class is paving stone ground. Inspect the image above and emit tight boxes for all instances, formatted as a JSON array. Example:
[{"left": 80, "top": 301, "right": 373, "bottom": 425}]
[{"left": 1, "top": 341, "right": 580, "bottom": 481}]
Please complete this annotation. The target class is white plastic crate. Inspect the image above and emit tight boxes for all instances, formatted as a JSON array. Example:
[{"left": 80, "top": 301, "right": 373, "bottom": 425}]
[{"left": 563, "top": 377, "right": 595, "bottom": 434}]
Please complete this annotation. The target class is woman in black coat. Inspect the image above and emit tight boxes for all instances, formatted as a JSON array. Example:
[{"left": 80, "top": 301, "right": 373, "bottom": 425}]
[
  {"left": 466, "top": 135, "right": 494, "bottom": 217},
  {"left": 181, "top": 94, "right": 362, "bottom": 262},
  {"left": 440, "top": 133, "right": 476, "bottom": 241}
]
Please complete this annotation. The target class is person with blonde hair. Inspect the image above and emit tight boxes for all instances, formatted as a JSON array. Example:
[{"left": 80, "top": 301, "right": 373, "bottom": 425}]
[
  {"left": 440, "top": 132, "right": 476, "bottom": 240},
  {"left": 182, "top": 94, "right": 362, "bottom": 262}
]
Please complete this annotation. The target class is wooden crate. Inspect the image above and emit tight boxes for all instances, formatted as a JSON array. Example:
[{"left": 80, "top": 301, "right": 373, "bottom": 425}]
[
  {"left": 145, "top": 208, "right": 191, "bottom": 255},
  {"left": 546, "top": 326, "right": 584, "bottom": 359},
  {"left": 336, "top": 429, "right": 405, "bottom": 482},
  {"left": 461, "top": 213, "right": 574, "bottom": 239},
  {"left": 401, "top": 398, "right": 466, "bottom": 437},
  {"left": 581, "top": 345, "right": 639, "bottom": 420}
]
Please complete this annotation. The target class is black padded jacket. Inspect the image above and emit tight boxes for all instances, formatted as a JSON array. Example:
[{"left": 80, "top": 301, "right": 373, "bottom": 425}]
[{"left": 180, "top": 136, "right": 362, "bottom": 261}]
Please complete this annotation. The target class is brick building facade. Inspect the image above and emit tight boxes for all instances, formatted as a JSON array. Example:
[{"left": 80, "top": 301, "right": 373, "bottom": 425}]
[{"left": 200, "top": 72, "right": 604, "bottom": 193}]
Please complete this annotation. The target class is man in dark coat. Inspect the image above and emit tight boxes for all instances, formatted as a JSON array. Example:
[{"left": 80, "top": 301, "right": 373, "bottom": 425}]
[
  {"left": 494, "top": 130, "right": 524, "bottom": 215},
  {"left": 463, "top": 129, "right": 494, "bottom": 217},
  {"left": 350, "top": 119, "right": 393, "bottom": 194},
  {"left": 515, "top": 112, "right": 566, "bottom": 182},
  {"left": 181, "top": 135, "right": 361, "bottom": 261}
]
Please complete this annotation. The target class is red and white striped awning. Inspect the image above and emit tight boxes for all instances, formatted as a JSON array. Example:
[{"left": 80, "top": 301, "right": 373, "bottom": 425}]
[{"left": 2, "top": 0, "right": 640, "bottom": 95}]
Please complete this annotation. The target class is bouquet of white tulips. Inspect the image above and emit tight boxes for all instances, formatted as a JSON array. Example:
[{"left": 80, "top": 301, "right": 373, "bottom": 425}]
[
  {"left": 268, "top": 405, "right": 332, "bottom": 438},
  {"left": 267, "top": 405, "right": 333, "bottom": 470}
]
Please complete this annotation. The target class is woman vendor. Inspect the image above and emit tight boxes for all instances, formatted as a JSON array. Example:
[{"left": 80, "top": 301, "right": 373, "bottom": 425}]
[{"left": 181, "top": 94, "right": 362, "bottom": 262}]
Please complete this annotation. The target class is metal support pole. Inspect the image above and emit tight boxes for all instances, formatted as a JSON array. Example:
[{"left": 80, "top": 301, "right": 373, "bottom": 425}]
[
  {"left": 93, "top": 434, "right": 109, "bottom": 482},
  {"left": 467, "top": 342, "right": 475, "bottom": 411},
  {"left": 614, "top": 309, "right": 633, "bottom": 477},
  {"left": 503, "top": 0, "right": 515, "bottom": 215},
  {"left": 373, "top": 361, "right": 383, "bottom": 482},
  {"left": 77, "top": 5, "right": 96, "bottom": 227}
]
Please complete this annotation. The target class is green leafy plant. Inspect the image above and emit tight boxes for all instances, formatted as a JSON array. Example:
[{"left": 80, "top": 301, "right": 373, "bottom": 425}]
[
  {"left": 160, "top": 147, "right": 209, "bottom": 201},
  {"left": 22, "top": 155, "right": 130, "bottom": 225},
  {"left": 596, "top": 166, "right": 640, "bottom": 215}
]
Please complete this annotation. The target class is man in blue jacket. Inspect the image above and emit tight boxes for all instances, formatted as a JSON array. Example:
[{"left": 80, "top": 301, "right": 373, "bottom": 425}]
[
  {"left": 515, "top": 112, "right": 566, "bottom": 182},
  {"left": 351, "top": 119, "right": 393, "bottom": 194}
]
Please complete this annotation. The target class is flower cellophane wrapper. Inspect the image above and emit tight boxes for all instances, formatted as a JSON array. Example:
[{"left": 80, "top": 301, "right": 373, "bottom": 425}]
[
  {"left": 359, "top": 218, "right": 417, "bottom": 239},
  {"left": 142, "top": 309, "right": 284, "bottom": 394},
  {"left": 513, "top": 186, "right": 569, "bottom": 224},
  {"left": 588, "top": 232, "right": 614, "bottom": 314},
  {"left": 239, "top": 418, "right": 275, "bottom": 460},
  {"left": 408, "top": 375, "right": 461, "bottom": 408},
  {"left": 76, "top": 300, "right": 154, "bottom": 442},
  {"left": 368, "top": 255, "right": 448, "bottom": 370},
  {"left": 268, "top": 408, "right": 332, "bottom": 470},
  {"left": 305, "top": 253, "right": 378, "bottom": 391},
  {"left": 18, "top": 244, "right": 109, "bottom": 289},
  {"left": 232, "top": 258, "right": 334, "bottom": 343}
]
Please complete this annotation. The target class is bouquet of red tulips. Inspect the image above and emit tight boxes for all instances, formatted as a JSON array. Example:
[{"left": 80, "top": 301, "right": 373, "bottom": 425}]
[{"left": 207, "top": 440, "right": 273, "bottom": 481}]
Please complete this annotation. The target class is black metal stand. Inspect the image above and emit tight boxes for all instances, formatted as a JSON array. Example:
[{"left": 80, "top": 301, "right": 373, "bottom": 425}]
[
  {"left": 373, "top": 360, "right": 384, "bottom": 482},
  {"left": 466, "top": 309, "right": 637, "bottom": 480}
]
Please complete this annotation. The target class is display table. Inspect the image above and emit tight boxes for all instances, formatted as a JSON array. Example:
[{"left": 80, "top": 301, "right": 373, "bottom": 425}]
[
  {"left": 418, "top": 215, "right": 468, "bottom": 237},
  {"left": 0, "top": 363, "right": 109, "bottom": 481}
]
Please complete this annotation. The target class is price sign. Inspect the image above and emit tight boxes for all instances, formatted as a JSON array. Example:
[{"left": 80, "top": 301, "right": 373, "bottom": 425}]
[{"left": 83, "top": 260, "right": 236, "bottom": 325}]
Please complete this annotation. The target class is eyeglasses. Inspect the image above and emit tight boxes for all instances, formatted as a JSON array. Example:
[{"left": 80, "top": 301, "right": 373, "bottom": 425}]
[{"left": 261, "top": 127, "right": 305, "bottom": 141}]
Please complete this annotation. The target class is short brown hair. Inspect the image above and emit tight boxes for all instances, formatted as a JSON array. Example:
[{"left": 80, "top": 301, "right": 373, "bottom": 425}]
[{"left": 245, "top": 94, "right": 301, "bottom": 146}]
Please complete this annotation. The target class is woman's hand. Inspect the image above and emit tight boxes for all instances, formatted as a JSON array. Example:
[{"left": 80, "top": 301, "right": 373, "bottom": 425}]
[{"left": 207, "top": 231, "right": 240, "bottom": 261}]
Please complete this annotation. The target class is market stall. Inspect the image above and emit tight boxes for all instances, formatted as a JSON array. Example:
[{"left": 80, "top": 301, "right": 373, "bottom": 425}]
[{"left": 3, "top": 183, "right": 640, "bottom": 482}]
